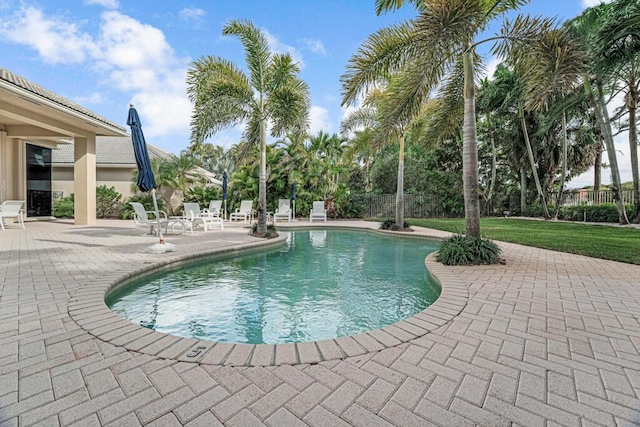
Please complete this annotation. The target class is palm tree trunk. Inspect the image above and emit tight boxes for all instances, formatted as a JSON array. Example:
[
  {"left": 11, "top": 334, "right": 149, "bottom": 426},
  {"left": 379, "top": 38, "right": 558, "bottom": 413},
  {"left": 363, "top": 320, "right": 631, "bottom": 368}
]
[
  {"left": 395, "top": 133, "right": 405, "bottom": 229},
  {"left": 257, "top": 116, "right": 267, "bottom": 234},
  {"left": 519, "top": 106, "right": 551, "bottom": 219},
  {"left": 484, "top": 114, "right": 497, "bottom": 216},
  {"left": 585, "top": 77, "right": 629, "bottom": 224},
  {"left": 594, "top": 141, "right": 602, "bottom": 204},
  {"left": 520, "top": 167, "right": 527, "bottom": 215},
  {"left": 462, "top": 49, "right": 481, "bottom": 237},
  {"left": 627, "top": 81, "right": 640, "bottom": 222},
  {"left": 554, "top": 112, "right": 568, "bottom": 220}
]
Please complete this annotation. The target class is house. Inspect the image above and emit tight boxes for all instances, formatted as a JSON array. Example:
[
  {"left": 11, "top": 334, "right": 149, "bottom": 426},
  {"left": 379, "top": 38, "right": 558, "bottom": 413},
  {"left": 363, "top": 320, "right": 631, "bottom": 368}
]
[
  {"left": 0, "top": 67, "right": 128, "bottom": 224},
  {"left": 51, "top": 136, "right": 172, "bottom": 201}
]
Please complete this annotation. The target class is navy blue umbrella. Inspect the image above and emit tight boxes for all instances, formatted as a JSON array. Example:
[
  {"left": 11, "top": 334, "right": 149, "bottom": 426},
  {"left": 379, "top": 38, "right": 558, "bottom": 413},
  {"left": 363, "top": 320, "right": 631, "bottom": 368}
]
[
  {"left": 127, "top": 105, "right": 167, "bottom": 249},
  {"left": 222, "top": 171, "right": 228, "bottom": 220},
  {"left": 127, "top": 106, "right": 157, "bottom": 193}
]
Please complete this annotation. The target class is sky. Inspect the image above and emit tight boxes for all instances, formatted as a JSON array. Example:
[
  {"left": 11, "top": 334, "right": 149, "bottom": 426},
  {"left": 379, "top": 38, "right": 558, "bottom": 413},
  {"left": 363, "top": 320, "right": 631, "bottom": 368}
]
[{"left": 0, "top": 0, "right": 626, "bottom": 189}]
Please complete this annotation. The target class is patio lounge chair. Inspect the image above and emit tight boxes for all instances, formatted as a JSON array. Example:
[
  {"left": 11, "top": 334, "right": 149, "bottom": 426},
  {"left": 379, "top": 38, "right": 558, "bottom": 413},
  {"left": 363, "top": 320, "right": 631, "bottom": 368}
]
[
  {"left": 130, "top": 202, "right": 168, "bottom": 235},
  {"left": 273, "top": 199, "right": 292, "bottom": 223},
  {"left": 309, "top": 201, "right": 327, "bottom": 223},
  {"left": 202, "top": 200, "right": 222, "bottom": 218},
  {"left": 230, "top": 200, "right": 253, "bottom": 222},
  {"left": 183, "top": 202, "right": 224, "bottom": 231},
  {"left": 0, "top": 200, "right": 25, "bottom": 230}
]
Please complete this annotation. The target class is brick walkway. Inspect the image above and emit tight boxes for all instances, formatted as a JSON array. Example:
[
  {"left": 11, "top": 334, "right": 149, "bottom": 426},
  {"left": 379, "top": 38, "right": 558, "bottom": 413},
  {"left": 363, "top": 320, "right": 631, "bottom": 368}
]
[{"left": 1, "top": 219, "right": 639, "bottom": 426}]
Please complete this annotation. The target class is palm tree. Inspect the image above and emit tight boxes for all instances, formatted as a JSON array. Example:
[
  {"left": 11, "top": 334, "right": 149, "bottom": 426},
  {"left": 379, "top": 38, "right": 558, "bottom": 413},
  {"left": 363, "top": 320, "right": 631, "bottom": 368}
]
[
  {"left": 569, "top": 5, "right": 630, "bottom": 224},
  {"left": 187, "top": 19, "right": 310, "bottom": 235},
  {"left": 341, "top": 82, "right": 413, "bottom": 229},
  {"left": 595, "top": 0, "right": 640, "bottom": 221},
  {"left": 342, "top": 0, "right": 554, "bottom": 237}
]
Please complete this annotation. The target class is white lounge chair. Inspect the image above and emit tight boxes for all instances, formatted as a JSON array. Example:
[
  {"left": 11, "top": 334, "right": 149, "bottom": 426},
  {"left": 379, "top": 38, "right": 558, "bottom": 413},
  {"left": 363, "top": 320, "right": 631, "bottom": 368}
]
[
  {"left": 230, "top": 200, "right": 253, "bottom": 222},
  {"left": 273, "top": 198, "right": 292, "bottom": 223},
  {"left": 202, "top": 200, "right": 222, "bottom": 218},
  {"left": 183, "top": 202, "right": 224, "bottom": 231},
  {"left": 130, "top": 202, "right": 168, "bottom": 235},
  {"left": 0, "top": 200, "right": 25, "bottom": 230},
  {"left": 309, "top": 201, "right": 327, "bottom": 223}
]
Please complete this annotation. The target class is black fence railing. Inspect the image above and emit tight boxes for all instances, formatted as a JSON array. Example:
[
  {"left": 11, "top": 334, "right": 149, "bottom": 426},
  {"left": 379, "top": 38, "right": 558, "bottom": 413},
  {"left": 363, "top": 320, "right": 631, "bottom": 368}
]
[{"left": 352, "top": 193, "right": 450, "bottom": 218}]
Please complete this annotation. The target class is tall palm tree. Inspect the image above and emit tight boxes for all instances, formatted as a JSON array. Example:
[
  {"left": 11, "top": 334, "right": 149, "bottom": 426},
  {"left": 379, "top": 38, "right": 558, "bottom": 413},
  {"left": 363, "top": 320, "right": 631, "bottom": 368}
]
[
  {"left": 595, "top": 0, "right": 640, "bottom": 221},
  {"left": 341, "top": 82, "right": 413, "bottom": 229},
  {"left": 569, "top": 5, "right": 630, "bottom": 224},
  {"left": 187, "top": 20, "right": 310, "bottom": 235},
  {"left": 343, "top": 0, "right": 554, "bottom": 237}
]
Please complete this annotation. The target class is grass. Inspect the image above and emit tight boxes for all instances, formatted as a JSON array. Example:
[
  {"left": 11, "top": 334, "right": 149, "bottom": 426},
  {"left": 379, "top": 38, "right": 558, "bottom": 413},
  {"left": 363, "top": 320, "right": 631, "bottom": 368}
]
[{"left": 407, "top": 217, "right": 640, "bottom": 265}]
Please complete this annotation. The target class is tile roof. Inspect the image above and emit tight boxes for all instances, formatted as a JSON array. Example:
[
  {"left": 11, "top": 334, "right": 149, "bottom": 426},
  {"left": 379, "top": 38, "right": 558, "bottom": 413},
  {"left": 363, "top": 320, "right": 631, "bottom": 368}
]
[
  {"left": 52, "top": 136, "right": 172, "bottom": 165},
  {"left": 0, "top": 67, "right": 126, "bottom": 132}
]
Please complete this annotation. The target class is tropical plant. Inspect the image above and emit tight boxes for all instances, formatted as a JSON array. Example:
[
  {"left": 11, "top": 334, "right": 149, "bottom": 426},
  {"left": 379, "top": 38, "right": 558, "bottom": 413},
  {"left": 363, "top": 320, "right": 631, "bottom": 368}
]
[
  {"left": 436, "top": 234, "right": 502, "bottom": 266},
  {"left": 184, "top": 185, "right": 221, "bottom": 207},
  {"left": 341, "top": 80, "right": 414, "bottom": 230},
  {"left": 52, "top": 194, "right": 74, "bottom": 219},
  {"left": 187, "top": 19, "right": 310, "bottom": 236},
  {"left": 96, "top": 186, "right": 123, "bottom": 218},
  {"left": 343, "top": 0, "right": 554, "bottom": 237}
]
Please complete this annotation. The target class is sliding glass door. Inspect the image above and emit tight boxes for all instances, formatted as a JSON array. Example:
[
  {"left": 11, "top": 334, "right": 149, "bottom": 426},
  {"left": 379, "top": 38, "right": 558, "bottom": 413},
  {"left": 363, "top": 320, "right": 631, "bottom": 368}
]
[{"left": 26, "top": 143, "right": 52, "bottom": 217}]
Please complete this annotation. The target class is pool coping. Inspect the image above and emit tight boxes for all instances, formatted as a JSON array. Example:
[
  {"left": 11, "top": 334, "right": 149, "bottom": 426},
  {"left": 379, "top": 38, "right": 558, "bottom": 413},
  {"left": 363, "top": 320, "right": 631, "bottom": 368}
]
[{"left": 68, "top": 225, "right": 468, "bottom": 366}]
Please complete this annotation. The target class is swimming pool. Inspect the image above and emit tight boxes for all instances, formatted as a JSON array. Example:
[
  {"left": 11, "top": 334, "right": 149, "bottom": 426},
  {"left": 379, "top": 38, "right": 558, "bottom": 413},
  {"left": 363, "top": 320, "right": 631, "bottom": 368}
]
[{"left": 107, "top": 229, "right": 441, "bottom": 344}]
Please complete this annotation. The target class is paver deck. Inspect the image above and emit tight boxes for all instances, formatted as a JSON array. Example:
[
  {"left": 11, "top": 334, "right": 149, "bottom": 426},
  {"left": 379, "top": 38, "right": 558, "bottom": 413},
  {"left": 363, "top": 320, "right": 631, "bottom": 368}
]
[{"left": 1, "top": 219, "right": 639, "bottom": 426}]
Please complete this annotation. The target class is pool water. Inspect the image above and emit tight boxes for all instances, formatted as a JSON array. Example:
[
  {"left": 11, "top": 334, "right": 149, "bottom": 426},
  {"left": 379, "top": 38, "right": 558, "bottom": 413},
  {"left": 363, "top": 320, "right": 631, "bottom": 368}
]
[{"left": 107, "top": 230, "right": 441, "bottom": 344}]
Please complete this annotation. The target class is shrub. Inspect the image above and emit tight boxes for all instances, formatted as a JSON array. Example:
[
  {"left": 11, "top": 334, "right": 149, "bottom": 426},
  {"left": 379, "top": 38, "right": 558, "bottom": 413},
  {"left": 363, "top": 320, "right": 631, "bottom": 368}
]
[
  {"left": 184, "top": 185, "right": 221, "bottom": 207},
  {"left": 96, "top": 186, "right": 123, "bottom": 218},
  {"left": 379, "top": 218, "right": 411, "bottom": 231},
  {"left": 559, "top": 203, "right": 634, "bottom": 223},
  {"left": 436, "top": 234, "right": 502, "bottom": 266},
  {"left": 53, "top": 194, "right": 75, "bottom": 218},
  {"left": 119, "top": 194, "right": 164, "bottom": 219},
  {"left": 250, "top": 222, "right": 278, "bottom": 238}
]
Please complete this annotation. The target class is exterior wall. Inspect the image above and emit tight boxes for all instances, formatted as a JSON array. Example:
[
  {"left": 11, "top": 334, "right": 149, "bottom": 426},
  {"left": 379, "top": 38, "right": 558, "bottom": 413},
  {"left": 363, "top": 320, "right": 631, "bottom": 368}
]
[{"left": 53, "top": 165, "right": 136, "bottom": 201}]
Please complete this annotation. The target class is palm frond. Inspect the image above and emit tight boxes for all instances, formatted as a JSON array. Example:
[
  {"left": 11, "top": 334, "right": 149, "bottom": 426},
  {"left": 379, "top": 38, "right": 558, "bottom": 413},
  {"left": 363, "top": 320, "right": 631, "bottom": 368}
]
[
  {"left": 492, "top": 14, "right": 558, "bottom": 59},
  {"left": 222, "top": 19, "right": 271, "bottom": 92},
  {"left": 341, "top": 21, "right": 420, "bottom": 106},
  {"left": 340, "top": 107, "right": 379, "bottom": 136},
  {"left": 187, "top": 56, "right": 254, "bottom": 144},
  {"left": 266, "top": 77, "right": 310, "bottom": 138}
]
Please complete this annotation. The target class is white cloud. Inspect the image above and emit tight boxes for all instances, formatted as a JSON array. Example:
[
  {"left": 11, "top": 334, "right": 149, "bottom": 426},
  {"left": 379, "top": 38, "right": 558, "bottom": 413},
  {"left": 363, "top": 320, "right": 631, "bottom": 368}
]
[
  {"left": 178, "top": 7, "right": 205, "bottom": 23},
  {"left": 84, "top": 0, "right": 119, "bottom": 9},
  {"left": 1, "top": 5, "right": 193, "bottom": 145},
  {"left": 581, "top": 0, "right": 613, "bottom": 9},
  {"left": 301, "top": 38, "right": 326, "bottom": 56},
  {"left": 262, "top": 29, "right": 305, "bottom": 70},
  {"left": 309, "top": 106, "right": 332, "bottom": 134},
  {"left": 0, "top": 6, "right": 95, "bottom": 64}
]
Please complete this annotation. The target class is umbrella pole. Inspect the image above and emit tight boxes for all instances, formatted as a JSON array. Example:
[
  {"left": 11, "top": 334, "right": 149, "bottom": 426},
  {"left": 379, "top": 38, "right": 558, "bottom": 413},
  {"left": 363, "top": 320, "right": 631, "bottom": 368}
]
[
  {"left": 293, "top": 200, "right": 296, "bottom": 221},
  {"left": 151, "top": 188, "right": 164, "bottom": 244},
  {"left": 224, "top": 200, "right": 227, "bottom": 221}
]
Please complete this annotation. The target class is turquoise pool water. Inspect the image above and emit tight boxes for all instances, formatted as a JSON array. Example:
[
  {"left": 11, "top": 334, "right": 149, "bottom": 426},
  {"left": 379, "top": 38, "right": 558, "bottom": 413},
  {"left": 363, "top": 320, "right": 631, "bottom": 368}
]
[{"left": 107, "top": 230, "right": 441, "bottom": 344}]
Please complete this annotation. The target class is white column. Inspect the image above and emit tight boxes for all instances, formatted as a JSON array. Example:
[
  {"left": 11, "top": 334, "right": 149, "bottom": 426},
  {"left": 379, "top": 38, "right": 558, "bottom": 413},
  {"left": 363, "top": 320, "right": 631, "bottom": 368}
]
[{"left": 73, "top": 135, "right": 96, "bottom": 225}]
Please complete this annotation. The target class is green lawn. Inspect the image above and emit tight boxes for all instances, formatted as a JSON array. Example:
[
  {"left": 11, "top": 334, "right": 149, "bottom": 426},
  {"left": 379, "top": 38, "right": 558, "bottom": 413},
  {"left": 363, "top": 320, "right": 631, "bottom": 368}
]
[{"left": 407, "top": 217, "right": 640, "bottom": 265}]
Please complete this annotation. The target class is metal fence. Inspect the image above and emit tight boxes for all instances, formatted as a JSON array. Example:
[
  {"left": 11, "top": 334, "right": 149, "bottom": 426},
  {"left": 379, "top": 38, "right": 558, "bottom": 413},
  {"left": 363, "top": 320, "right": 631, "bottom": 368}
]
[
  {"left": 550, "top": 189, "right": 635, "bottom": 206},
  {"left": 352, "top": 193, "right": 445, "bottom": 218}
]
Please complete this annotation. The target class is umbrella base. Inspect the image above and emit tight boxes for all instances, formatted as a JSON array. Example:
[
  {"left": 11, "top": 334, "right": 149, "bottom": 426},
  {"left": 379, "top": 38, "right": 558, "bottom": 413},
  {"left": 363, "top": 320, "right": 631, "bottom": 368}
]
[{"left": 147, "top": 242, "right": 176, "bottom": 254}]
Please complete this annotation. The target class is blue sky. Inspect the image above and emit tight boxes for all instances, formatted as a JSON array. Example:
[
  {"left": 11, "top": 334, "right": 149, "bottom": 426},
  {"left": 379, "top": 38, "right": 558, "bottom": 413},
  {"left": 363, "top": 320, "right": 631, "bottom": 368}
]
[{"left": 0, "top": 0, "right": 624, "bottom": 188}]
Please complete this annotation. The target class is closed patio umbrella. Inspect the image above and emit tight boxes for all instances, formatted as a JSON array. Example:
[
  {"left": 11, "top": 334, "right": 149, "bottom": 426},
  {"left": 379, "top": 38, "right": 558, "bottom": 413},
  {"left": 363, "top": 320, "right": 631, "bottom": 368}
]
[
  {"left": 222, "top": 171, "right": 228, "bottom": 220},
  {"left": 127, "top": 104, "right": 175, "bottom": 253}
]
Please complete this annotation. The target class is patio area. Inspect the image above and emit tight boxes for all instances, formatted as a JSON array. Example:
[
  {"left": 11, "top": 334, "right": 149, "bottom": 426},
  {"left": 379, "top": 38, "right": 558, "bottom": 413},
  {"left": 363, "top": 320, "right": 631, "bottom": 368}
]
[{"left": 1, "top": 219, "right": 639, "bottom": 426}]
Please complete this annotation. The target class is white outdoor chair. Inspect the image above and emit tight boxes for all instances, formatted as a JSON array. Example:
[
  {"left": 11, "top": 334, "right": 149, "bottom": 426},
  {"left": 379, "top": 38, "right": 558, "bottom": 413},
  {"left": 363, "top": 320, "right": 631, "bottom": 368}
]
[
  {"left": 230, "top": 200, "right": 253, "bottom": 222},
  {"left": 0, "top": 200, "right": 25, "bottom": 230},
  {"left": 183, "top": 202, "right": 224, "bottom": 231},
  {"left": 130, "top": 202, "right": 168, "bottom": 235},
  {"left": 273, "top": 198, "right": 292, "bottom": 223},
  {"left": 202, "top": 200, "right": 222, "bottom": 218},
  {"left": 309, "top": 201, "right": 327, "bottom": 223}
]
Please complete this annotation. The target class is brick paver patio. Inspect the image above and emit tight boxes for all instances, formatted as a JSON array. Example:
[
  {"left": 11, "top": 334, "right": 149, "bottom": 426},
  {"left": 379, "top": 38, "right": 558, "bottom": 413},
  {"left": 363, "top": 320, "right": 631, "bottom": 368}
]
[{"left": 1, "top": 219, "right": 639, "bottom": 426}]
